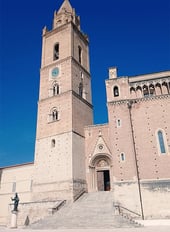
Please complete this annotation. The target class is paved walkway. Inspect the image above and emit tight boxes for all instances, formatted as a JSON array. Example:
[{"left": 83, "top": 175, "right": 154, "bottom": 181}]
[{"left": 0, "top": 226, "right": 170, "bottom": 232}]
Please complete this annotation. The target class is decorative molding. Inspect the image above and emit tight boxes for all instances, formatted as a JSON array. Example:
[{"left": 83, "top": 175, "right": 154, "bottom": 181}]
[{"left": 108, "top": 94, "right": 170, "bottom": 105}]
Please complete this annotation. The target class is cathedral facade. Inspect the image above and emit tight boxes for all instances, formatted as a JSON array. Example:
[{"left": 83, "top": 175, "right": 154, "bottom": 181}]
[{"left": 0, "top": 0, "right": 170, "bottom": 226}]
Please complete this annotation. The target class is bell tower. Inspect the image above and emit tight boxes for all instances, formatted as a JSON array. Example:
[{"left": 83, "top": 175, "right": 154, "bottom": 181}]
[{"left": 33, "top": 0, "right": 93, "bottom": 201}]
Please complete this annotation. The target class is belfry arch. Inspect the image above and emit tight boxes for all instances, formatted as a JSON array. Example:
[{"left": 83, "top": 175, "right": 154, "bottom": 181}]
[{"left": 88, "top": 153, "right": 113, "bottom": 192}]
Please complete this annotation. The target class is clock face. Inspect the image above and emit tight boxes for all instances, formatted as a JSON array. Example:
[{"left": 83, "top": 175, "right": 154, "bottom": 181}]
[{"left": 51, "top": 67, "right": 59, "bottom": 78}]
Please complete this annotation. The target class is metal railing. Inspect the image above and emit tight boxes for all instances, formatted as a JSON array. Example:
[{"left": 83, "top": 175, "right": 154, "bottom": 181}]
[{"left": 114, "top": 204, "right": 141, "bottom": 218}]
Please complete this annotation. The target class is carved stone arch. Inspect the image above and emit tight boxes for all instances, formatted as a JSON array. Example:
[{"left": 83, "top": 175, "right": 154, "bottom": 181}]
[
  {"left": 136, "top": 86, "right": 142, "bottom": 98},
  {"left": 155, "top": 83, "right": 162, "bottom": 95},
  {"left": 90, "top": 153, "right": 113, "bottom": 168},
  {"left": 149, "top": 84, "right": 155, "bottom": 96},
  {"left": 130, "top": 87, "right": 136, "bottom": 98},
  {"left": 143, "top": 84, "right": 149, "bottom": 97},
  {"left": 89, "top": 153, "right": 113, "bottom": 192},
  {"left": 162, "top": 82, "right": 169, "bottom": 94}
]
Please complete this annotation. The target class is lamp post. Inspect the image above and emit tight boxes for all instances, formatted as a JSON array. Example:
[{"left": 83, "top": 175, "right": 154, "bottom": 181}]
[{"left": 127, "top": 100, "right": 144, "bottom": 220}]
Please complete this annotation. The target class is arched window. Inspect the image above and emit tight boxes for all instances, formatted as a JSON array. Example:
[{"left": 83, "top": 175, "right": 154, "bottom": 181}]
[
  {"left": 78, "top": 46, "right": 82, "bottom": 64},
  {"left": 155, "top": 83, "right": 162, "bottom": 95},
  {"left": 53, "top": 43, "right": 59, "bottom": 60},
  {"left": 149, "top": 84, "right": 155, "bottom": 96},
  {"left": 51, "top": 139, "right": 56, "bottom": 148},
  {"left": 113, "top": 86, "right": 119, "bottom": 97},
  {"left": 130, "top": 87, "right": 136, "bottom": 98},
  {"left": 136, "top": 86, "right": 142, "bottom": 98},
  {"left": 143, "top": 85, "right": 149, "bottom": 97},
  {"left": 79, "top": 82, "right": 83, "bottom": 97},
  {"left": 49, "top": 107, "right": 60, "bottom": 123},
  {"left": 162, "top": 82, "right": 169, "bottom": 94},
  {"left": 157, "top": 130, "right": 166, "bottom": 154},
  {"left": 53, "top": 83, "right": 59, "bottom": 96},
  {"left": 116, "top": 119, "right": 121, "bottom": 127},
  {"left": 120, "top": 153, "right": 125, "bottom": 162},
  {"left": 52, "top": 110, "right": 58, "bottom": 121}
]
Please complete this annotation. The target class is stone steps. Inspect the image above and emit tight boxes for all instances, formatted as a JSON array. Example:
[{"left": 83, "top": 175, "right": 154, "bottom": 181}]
[{"left": 29, "top": 192, "right": 140, "bottom": 229}]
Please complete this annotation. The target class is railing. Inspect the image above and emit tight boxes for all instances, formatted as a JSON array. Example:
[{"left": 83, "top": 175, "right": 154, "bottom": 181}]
[
  {"left": 114, "top": 204, "right": 141, "bottom": 218},
  {"left": 114, "top": 204, "right": 143, "bottom": 227},
  {"left": 48, "top": 200, "right": 66, "bottom": 215}
]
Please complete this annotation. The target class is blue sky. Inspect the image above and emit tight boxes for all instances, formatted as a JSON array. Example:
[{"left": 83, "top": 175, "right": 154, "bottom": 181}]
[{"left": 0, "top": 0, "right": 170, "bottom": 167}]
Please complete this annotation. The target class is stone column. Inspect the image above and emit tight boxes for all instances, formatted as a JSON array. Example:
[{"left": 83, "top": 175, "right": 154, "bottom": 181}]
[{"left": 10, "top": 211, "right": 18, "bottom": 228}]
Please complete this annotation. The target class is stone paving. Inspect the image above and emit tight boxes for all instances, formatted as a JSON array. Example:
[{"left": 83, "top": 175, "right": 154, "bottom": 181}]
[{"left": 0, "top": 226, "right": 170, "bottom": 232}]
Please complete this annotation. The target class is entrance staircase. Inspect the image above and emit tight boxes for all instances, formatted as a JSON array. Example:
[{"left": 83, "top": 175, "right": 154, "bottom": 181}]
[{"left": 29, "top": 192, "right": 141, "bottom": 229}]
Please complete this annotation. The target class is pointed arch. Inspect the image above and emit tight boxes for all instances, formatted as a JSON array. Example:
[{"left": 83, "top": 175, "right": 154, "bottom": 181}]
[
  {"left": 89, "top": 153, "right": 113, "bottom": 192},
  {"left": 90, "top": 153, "right": 113, "bottom": 167}
]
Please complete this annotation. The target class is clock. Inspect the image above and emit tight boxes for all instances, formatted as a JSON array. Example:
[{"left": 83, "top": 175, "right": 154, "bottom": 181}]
[{"left": 51, "top": 67, "right": 59, "bottom": 78}]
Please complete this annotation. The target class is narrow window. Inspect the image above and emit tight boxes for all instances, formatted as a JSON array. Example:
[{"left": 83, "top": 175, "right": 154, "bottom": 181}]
[
  {"left": 113, "top": 86, "right": 119, "bottom": 97},
  {"left": 12, "top": 182, "right": 16, "bottom": 192},
  {"left": 52, "top": 110, "right": 58, "bottom": 121},
  {"left": 158, "top": 130, "right": 166, "bottom": 154},
  {"left": 79, "top": 82, "right": 83, "bottom": 97},
  {"left": 120, "top": 153, "right": 125, "bottom": 162},
  {"left": 53, "top": 84, "right": 59, "bottom": 96},
  {"left": 116, "top": 119, "right": 121, "bottom": 127},
  {"left": 149, "top": 84, "right": 155, "bottom": 96},
  {"left": 143, "top": 85, "right": 149, "bottom": 97},
  {"left": 54, "top": 43, "right": 59, "bottom": 60},
  {"left": 51, "top": 139, "right": 55, "bottom": 148},
  {"left": 30, "top": 180, "right": 33, "bottom": 191},
  {"left": 78, "top": 46, "right": 82, "bottom": 64}
]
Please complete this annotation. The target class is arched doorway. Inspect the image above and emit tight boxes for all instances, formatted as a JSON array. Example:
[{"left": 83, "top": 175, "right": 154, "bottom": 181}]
[{"left": 89, "top": 154, "right": 113, "bottom": 192}]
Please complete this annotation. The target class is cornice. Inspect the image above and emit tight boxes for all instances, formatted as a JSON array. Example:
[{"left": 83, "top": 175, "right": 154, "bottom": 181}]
[
  {"left": 39, "top": 90, "right": 93, "bottom": 109},
  {"left": 130, "top": 76, "right": 170, "bottom": 86},
  {"left": 107, "top": 94, "right": 170, "bottom": 105},
  {"left": 72, "top": 90, "right": 93, "bottom": 109}
]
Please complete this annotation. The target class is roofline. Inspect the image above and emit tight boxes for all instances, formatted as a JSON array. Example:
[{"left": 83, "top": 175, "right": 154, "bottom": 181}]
[
  {"left": 128, "top": 70, "right": 170, "bottom": 79},
  {"left": 0, "top": 162, "right": 34, "bottom": 170},
  {"left": 84, "top": 123, "right": 108, "bottom": 129}
]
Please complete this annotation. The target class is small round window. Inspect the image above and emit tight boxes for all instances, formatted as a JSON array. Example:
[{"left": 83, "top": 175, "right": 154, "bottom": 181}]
[{"left": 98, "top": 144, "right": 104, "bottom": 150}]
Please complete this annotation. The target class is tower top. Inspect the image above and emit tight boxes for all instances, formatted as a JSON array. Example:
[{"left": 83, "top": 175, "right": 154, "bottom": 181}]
[
  {"left": 58, "top": 0, "right": 73, "bottom": 14},
  {"left": 53, "top": 0, "right": 80, "bottom": 30}
]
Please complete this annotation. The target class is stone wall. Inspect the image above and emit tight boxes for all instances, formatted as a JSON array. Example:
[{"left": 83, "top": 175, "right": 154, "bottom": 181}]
[
  {"left": 8, "top": 200, "right": 65, "bottom": 227},
  {"left": 141, "top": 180, "right": 170, "bottom": 219},
  {"left": 0, "top": 163, "right": 34, "bottom": 226},
  {"left": 114, "top": 179, "right": 170, "bottom": 219}
]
